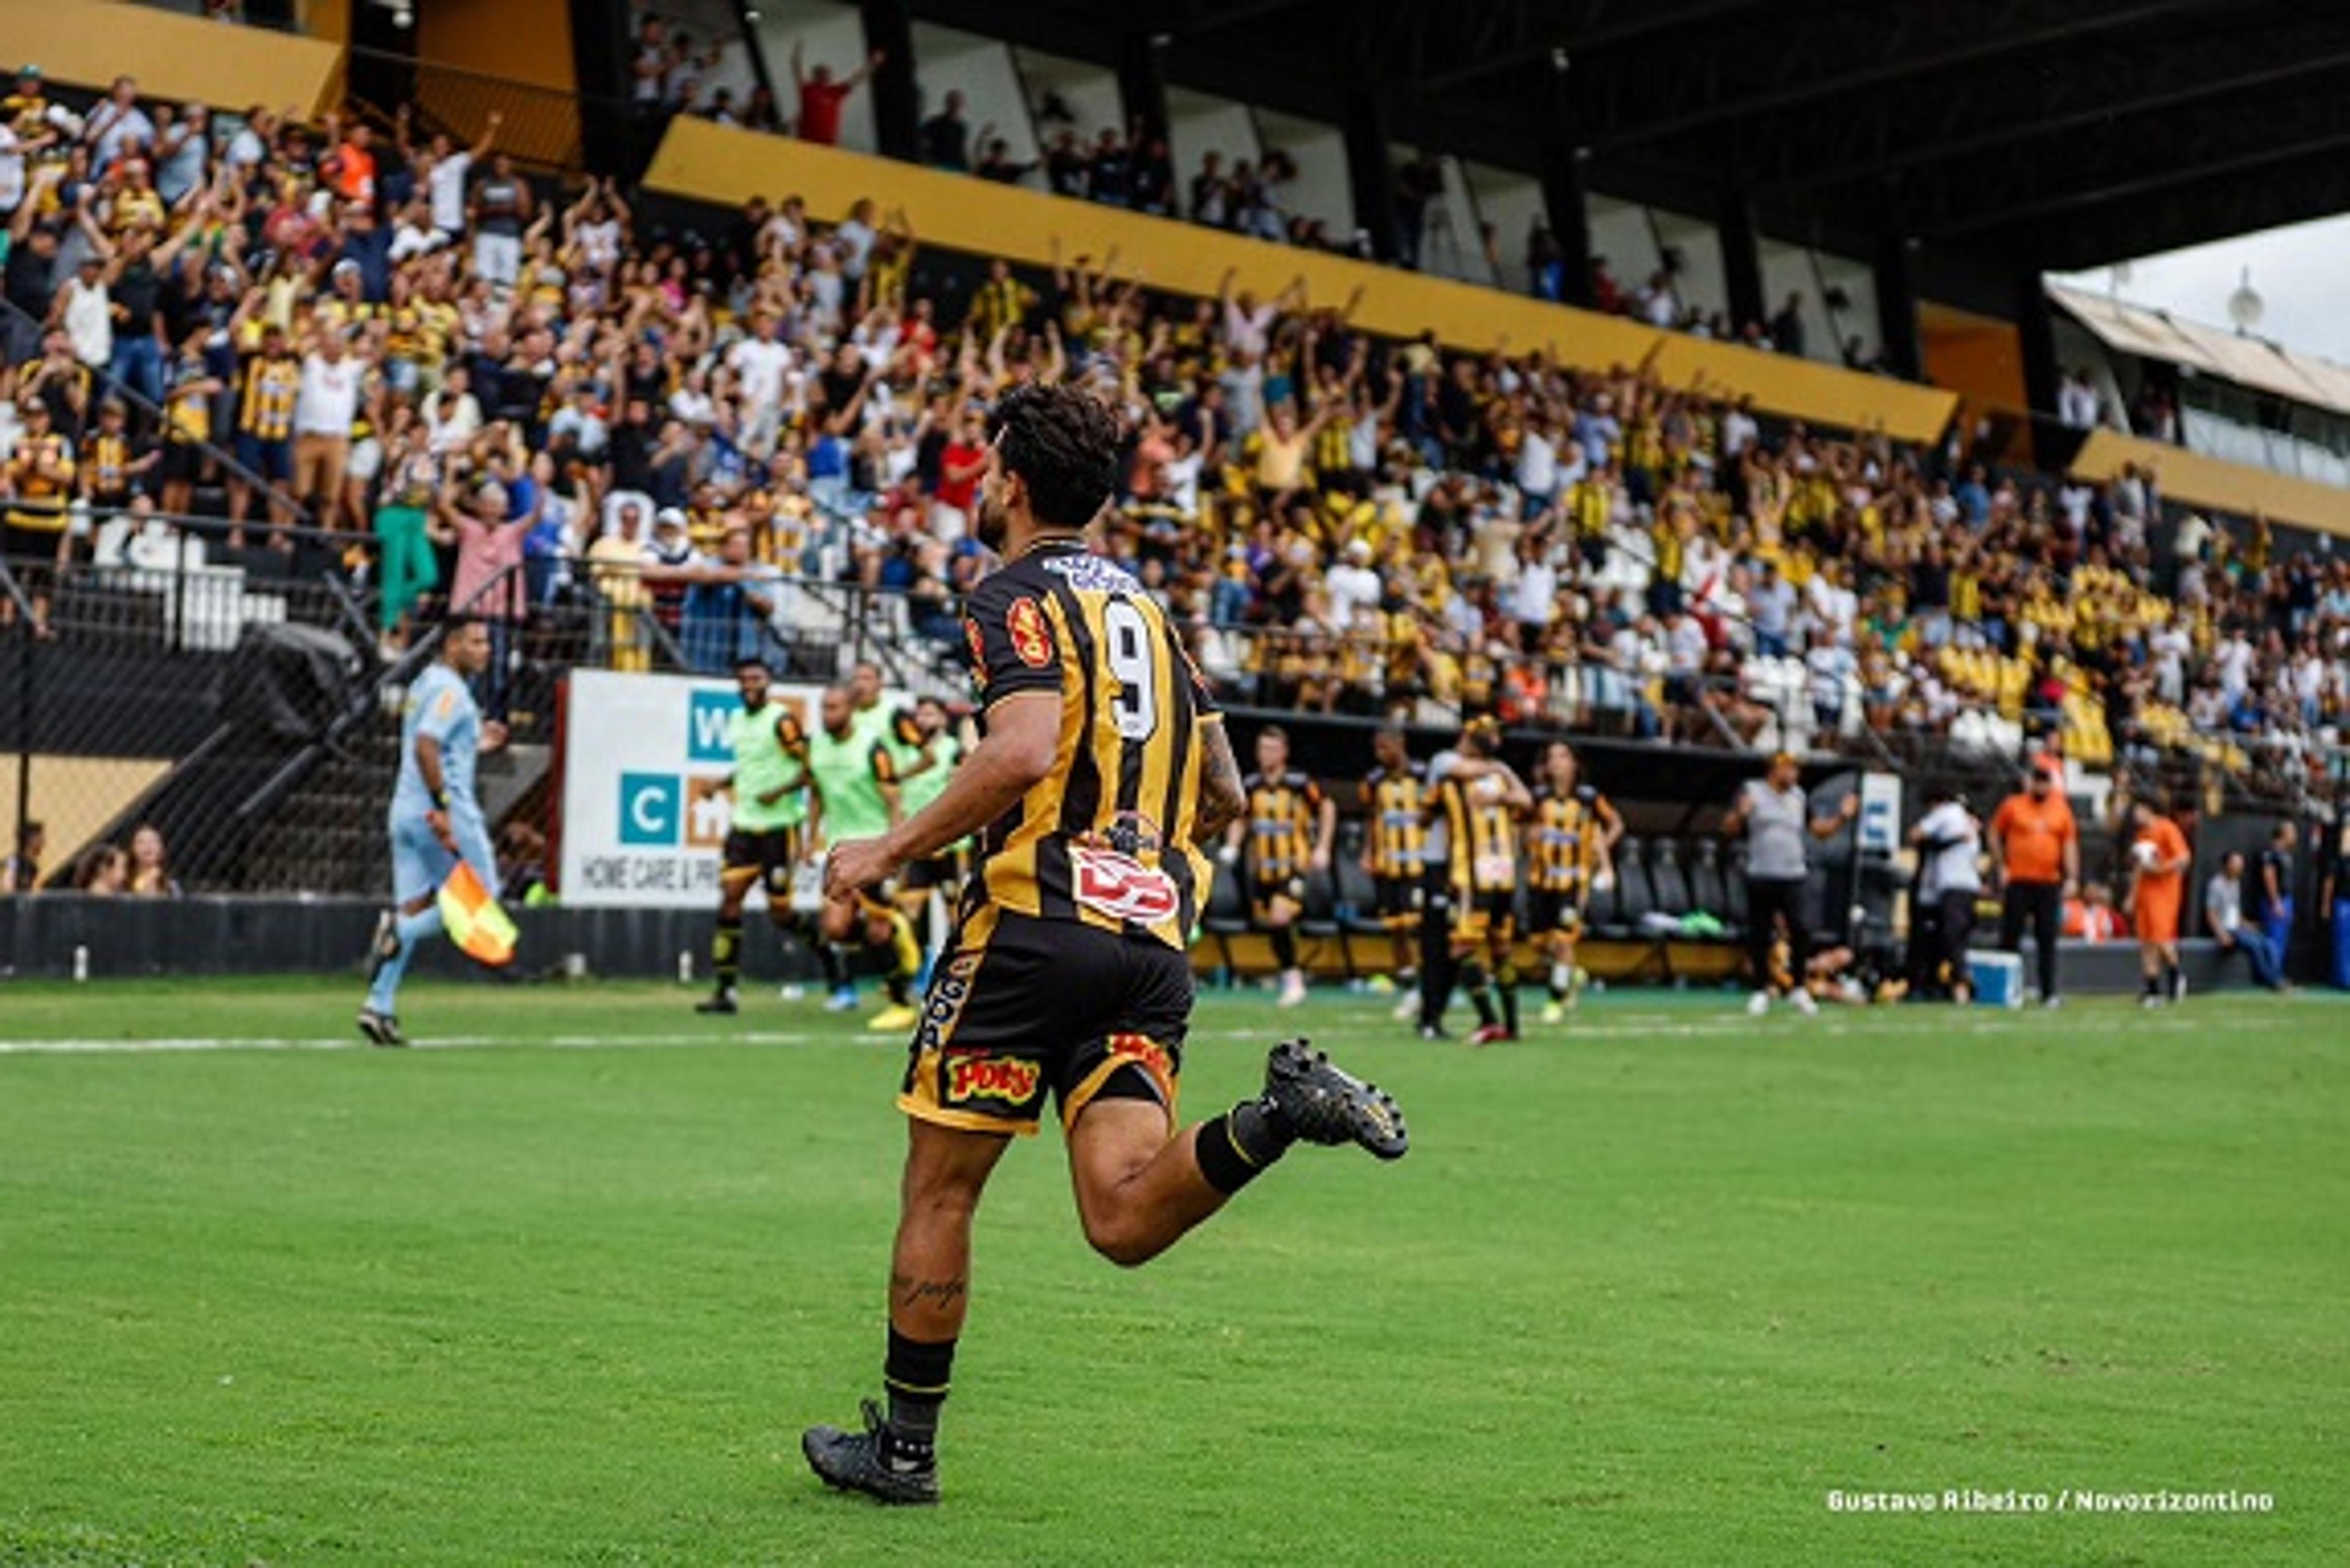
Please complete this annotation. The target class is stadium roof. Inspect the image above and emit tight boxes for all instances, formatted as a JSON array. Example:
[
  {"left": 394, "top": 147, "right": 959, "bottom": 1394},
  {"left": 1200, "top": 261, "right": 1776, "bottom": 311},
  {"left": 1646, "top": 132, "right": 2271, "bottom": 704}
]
[
  {"left": 2048, "top": 283, "right": 2350, "bottom": 418},
  {"left": 906, "top": 0, "right": 2350, "bottom": 272}
]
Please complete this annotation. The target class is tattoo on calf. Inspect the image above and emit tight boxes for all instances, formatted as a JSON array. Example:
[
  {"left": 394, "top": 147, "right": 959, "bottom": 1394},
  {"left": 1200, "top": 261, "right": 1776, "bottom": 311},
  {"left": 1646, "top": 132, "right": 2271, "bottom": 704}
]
[{"left": 892, "top": 1272, "right": 969, "bottom": 1310}]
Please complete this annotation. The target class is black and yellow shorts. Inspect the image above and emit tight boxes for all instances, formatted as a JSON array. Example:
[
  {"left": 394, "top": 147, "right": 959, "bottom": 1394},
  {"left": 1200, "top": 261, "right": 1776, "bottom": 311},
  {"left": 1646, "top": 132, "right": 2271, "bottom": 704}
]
[
  {"left": 722, "top": 824, "right": 804, "bottom": 899},
  {"left": 1250, "top": 873, "right": 1308, "bottom": 923},
  {"left": 1453, "top": 887, "right": 1518, "bottom": 947},
  {"left": 1527, "top": 888, "right": 1583, "bottom": 936},
  {"left": 901, "top": 847, "right": 967, "bottom": 894},
  {"left": 900, "top": 909, "right": 1191, "bottom": 1137},
  {"left": 1371, "top": 874, "right": 1420, "bottom": 925}
]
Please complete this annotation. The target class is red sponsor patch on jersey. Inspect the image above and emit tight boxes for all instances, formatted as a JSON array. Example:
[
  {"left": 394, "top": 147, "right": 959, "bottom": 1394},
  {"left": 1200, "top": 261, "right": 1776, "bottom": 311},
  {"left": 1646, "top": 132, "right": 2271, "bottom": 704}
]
[
  {"left": 964, "top": 618, "right": 989, "bottom": 689},
  {"left": 1071, "top": 844, "right": 1181, "bottom": 925},
  {"left": 1006, "top": 595, "right": 1054, "bottom": 668}
]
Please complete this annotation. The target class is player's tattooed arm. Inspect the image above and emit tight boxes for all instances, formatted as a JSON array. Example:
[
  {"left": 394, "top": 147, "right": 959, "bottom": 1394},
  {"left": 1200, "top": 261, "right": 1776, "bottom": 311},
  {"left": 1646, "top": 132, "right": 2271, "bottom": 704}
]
[{"left": 1196, "top": 719, "right": 1247, "bottom": 841}]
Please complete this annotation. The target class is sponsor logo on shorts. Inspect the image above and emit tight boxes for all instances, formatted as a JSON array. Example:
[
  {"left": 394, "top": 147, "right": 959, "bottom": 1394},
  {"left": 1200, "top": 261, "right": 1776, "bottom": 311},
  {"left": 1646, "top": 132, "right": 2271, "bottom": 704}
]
[
  {"left": 946, "top": 1056, "right": 1041, "bottom": 1104},
  {"left": 1071, "top": 844, "right": 1181, "bottom": 924},
  {"left": 1106, "top": 1032, "right": 1174, "bottom": 1087},
  {"left": 1006, "top": 596, "right": 1054, "bottom": 668},
  {"left": 915, "top": 950, "right": 983, "bottom": 1053}
]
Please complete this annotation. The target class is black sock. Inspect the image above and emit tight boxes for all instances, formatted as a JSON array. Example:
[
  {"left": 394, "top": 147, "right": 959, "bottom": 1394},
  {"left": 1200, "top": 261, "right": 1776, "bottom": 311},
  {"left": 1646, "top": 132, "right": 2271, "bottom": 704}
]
[
  {"left": 1496, "top": 963, "right": 1519, "bottom": 1036},
  {"left": 1269, "top": 925, "right": 1298, "bottom": 973},
  {"left": 1460, "top": 960, "right": 1497, "bottom": 1026},
  {"left": 2143, "top": 973, "right": 2160, "bottom": 997},
  {"left": 1194, "top": 1099, "right": 1293, "bottom": 1194},
  {"left": 886, "top": 971, "right": 911, "bottom": 1006},
  {"left": 820, "top": 944, "right": 848, "bottom": 988},
  {"left": 712, "top": 917, "right": 742, "bottom": 991},
  {"left": 883, "top": 1326, "right": 953, "bottom": 1457}
]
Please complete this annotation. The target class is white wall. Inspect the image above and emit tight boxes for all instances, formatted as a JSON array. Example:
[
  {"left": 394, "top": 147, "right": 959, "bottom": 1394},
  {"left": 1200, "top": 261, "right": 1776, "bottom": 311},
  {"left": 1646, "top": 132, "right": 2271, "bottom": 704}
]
[
  {"left": 1010, "top": 47, "right": 1123, "bottom": 148},
  {"left": 910, "top": 21, "right": 1039, "bottom": 180},
  {"left": 1166, "top": 87, "right": 1260, "bottom": 218},
  {"left": 1651, "top": 207, "right": 1726, "bottom": 326},
  {"left": 1587, "top": 193, "right": 1663, "bottom": 301},
  {"left": 1254, "top": 109, "right": 1352, "bottom": 242},
  {"left": 752, "top": 0, "right": 877, "bottom": 154},
  {"left": 1813, "top": 250, "right": 1881, "bottom": 368},
  {"left": 1759, "top": 240, "right": 1835, "bottom": 361},
  {"left": 1462, "top": 162, "right": 1545, "bottom": 296},
  {"left": 1399, "top": 151, "right": 1496, "bottom": 287}
]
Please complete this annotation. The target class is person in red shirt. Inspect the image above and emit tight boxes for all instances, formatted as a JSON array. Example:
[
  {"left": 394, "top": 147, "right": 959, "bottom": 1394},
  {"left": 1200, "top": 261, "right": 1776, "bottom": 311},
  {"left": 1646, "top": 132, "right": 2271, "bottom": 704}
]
[
  {"left": 2124, "top": 796, "right": 2193, "bottom": 1006},
  {"left": 792, "top": 42, "right": 884, "bottom": 145}
]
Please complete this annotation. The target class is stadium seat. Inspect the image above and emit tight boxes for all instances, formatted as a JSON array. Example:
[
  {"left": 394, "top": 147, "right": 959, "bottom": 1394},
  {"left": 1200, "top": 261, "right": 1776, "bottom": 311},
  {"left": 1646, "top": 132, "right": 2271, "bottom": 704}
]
[
  {"left": 1297, "top": 867, "right": 1355, "bottom": 979},
  {"left": 1332, "top": 854, "right": 1387, "bottom": 936},
  {"left": 1203, "top": 864, "right": 1249, "bottom": 980},
  {"left": 1688, "top": 840, "right": 1740, "bottom": 940},
  {"left": 1648, "top": 840, "right": 1695, "bottom": 920}
]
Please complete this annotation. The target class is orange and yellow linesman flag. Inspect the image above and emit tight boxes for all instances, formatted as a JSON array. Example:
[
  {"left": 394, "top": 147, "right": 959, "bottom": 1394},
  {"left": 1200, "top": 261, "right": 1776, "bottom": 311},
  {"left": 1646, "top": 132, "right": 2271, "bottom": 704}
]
[{"left": 436, "top": 861, "right": 518, "bottom": 968}]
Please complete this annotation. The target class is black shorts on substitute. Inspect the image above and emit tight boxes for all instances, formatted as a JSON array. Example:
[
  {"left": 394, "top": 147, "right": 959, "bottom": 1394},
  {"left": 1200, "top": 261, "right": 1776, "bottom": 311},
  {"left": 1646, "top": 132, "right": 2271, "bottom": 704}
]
[{"left": 898, "top": 908, "right": 1192, "bottom": 1138}]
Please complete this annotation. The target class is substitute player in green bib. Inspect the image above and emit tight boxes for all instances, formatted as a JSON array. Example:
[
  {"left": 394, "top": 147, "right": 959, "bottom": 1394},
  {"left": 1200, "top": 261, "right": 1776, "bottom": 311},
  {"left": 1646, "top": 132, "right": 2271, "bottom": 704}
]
[
  {"left": 807, "top": 682, "right": 927, "bottom": 1029},
  {"left": 696, "top": 658, "right": 818, "bottom": 1016}
]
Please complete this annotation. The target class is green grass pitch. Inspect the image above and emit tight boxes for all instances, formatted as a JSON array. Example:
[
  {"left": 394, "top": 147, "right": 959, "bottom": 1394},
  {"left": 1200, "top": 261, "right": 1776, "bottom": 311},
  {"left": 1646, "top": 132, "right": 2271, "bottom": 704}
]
[{"left": 1, "top": 977, "right": 2344, "bottom": 1566}]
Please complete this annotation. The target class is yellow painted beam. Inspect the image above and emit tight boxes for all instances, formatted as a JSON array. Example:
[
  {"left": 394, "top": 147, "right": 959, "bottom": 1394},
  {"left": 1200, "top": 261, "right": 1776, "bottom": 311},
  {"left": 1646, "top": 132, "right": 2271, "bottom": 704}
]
[
  {"left": 10, "top": 0, "right": 344, "bottom": 118},
  {"left": 2070, "top": 428, "right": 2349, "bottom": 537},
  {"left": 646, "top": 118, "right": 1961, "bottom": 444}
]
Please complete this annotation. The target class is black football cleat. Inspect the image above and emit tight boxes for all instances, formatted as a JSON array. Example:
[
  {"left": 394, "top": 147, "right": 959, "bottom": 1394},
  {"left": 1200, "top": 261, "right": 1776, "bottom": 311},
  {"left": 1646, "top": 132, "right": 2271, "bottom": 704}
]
[
  {"left": 803, "top": 1400, "right": 939, "bottom": 1506},
  {"left": 695, "top": 989, "right": 740, "bottom": 1015},
  {"left": 1264, "top": 1038, "right": 1408, "bottom": 1160},
  {"left": 356, "top": 1008, "right": 406, "bottom": 1048}
]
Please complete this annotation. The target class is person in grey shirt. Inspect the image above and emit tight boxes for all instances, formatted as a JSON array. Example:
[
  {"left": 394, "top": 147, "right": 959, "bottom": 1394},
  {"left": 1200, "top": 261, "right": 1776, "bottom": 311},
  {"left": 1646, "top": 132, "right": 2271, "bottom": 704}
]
[{"left": 1721, "top": 750, "right": 1857, "bottom": 1015}]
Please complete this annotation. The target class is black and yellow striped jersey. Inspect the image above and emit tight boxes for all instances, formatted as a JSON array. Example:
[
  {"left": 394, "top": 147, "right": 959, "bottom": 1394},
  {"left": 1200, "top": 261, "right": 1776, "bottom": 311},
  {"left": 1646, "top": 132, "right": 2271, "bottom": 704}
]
[
  {"left": 1243, "top": 769, "right": 1322, "bottom": 883},
  {"left": 960, "top": 537, "right": 1218, "bottom": 951},
  {"left": 1529, "top": 786, "right": 1609, "bottom": 893},
  {"left": 80, "top": 431, "right": 135, "bottom": 500},
  {"left": 237, "top": 353, "right": 302, "bottom": 440},
  {"left": 1438, "top": 770, "right": 1522, "bottom": 895},
  {"left": 1360, "top": 761, "right": 1428, "bottom": 878}
]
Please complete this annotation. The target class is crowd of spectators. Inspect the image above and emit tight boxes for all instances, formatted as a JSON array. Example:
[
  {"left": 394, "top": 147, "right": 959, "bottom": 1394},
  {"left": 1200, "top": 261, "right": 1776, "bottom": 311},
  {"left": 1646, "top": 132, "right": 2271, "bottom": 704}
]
[{"left": 0, "top": 64, "right": 2338, "bottom": 802}]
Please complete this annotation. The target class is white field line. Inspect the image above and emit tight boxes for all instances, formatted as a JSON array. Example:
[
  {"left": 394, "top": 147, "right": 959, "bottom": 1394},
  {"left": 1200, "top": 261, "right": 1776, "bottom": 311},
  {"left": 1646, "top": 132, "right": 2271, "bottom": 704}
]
[{"left": 0, "top": 998, "right": 2290, "bottom": 1055}]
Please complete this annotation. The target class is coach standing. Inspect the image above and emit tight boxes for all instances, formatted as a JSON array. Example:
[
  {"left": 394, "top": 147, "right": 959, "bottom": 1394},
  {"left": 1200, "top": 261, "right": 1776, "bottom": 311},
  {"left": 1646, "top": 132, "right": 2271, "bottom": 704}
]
[
  {"left": 1723, "top": 751, "right": 1857, "bottom": 1017},
  {"left": 1988, "top": 766, "right": 2078, "bottom": 1007}
]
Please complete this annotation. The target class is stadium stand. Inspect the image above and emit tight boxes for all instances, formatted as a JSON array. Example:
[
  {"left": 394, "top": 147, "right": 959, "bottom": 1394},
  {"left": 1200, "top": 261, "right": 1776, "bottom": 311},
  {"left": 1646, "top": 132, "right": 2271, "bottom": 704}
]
[{"left": 0, "top": 1, "right": 2337, "bottom": 1006}]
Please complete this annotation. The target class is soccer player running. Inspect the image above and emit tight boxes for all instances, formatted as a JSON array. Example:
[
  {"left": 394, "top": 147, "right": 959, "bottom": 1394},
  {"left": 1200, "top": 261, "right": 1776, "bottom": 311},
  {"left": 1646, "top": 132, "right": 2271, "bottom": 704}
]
[
  {"left": 695, "top": 657, "right": 813, "bottom": 1015},
  {"left": 1526, "top": 740, "right": 1620, "bottom": 1026},
  {"left": 2124, "top": 794, "right": 2193, "bottom": 1007},
  {"left": 1222, "top": 726, "right": 1334, "bottom": 1007},
  {"left": 804, "top": 683, "right": 927, "bottom": 1031},
  {"left": 804, "top": 383, "right": 1406, "bottom": 1505},
  {"left": 1429, "top": 716, "right": 1533, "bottom": 1044},
  {"left": 1359, "top": 724, "right": 1427, "bottom": 1003},
  {"left": 359, "top": 618, "right": 506, "bottom": 1045}
]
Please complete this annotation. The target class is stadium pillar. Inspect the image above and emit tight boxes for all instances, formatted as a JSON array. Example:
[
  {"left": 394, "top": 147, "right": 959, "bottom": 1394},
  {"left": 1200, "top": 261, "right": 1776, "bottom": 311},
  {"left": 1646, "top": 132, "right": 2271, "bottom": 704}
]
[
  {"left": 569, "top": 0, "right": 635, "bottom": 176},
  {"left": 1342, "top": 91, "right": 1403, "bottom": 265},
  {"left": 2015, "top": 271, "right": 2064, "bottom": 468},
  {"left": 1874, "top": 231, "right": 1923, "bottom": 381},
  {"left": 1116, "top": 32, "right": 1170, "bottom": 142},
  {"left": 1718, "top": 191, "right": 1766, "bottom": 334},
  {"left": 860, "top": 0, "right": 920, "bottom": 163},
  {"left": 1537, "top": 55, "right": 1592, "bottom": 308}
]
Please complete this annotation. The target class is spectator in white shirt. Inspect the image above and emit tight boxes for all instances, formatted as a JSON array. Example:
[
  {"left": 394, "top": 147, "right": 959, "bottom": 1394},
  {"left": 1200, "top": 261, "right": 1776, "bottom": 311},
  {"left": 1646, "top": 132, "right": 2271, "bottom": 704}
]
[{"left": 293, "top": 329, "right": 364, "bottom": 529}]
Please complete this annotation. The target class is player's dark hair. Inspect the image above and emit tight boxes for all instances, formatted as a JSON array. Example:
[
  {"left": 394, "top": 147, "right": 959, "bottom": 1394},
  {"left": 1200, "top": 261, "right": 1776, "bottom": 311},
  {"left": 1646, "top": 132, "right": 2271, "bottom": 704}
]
[
  {"left": 442, "top": 612, "right": 482, "bottom": 633},
  {"left": 989, "top": 381, "right": 1120, "bottom": 530},
  {"left": 735, "top": 655, "right": 770, "bottom": 674},
  {"left": 1259, "top": 725, "right": 1289, "bottom": 747}
]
